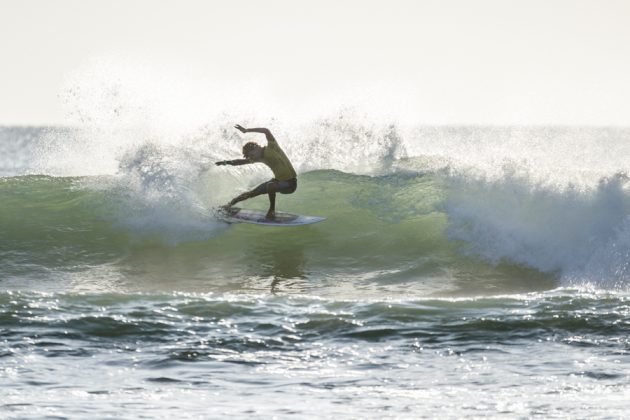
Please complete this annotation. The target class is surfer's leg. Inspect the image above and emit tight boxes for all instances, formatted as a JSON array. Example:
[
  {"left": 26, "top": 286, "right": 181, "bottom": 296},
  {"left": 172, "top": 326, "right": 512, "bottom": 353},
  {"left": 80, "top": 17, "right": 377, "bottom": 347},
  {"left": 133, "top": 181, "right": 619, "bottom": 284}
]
[
  {"left": 265, "top": 179, "right": 296, "bottom": 219},
  {"left": 226, "top": 179, "right": 293, "bottom": 219},
  {"left": 266, "top": 192, "right": 276, "bottom": 219},
  {"left": 226, "top": 180, "right": 273, "bottom": 208},
  {"left": 227, "top": 190, "right": 256, "bottom": 207},
  {"left": 266, "top": 185, "right": 277, "bottom": 220}
]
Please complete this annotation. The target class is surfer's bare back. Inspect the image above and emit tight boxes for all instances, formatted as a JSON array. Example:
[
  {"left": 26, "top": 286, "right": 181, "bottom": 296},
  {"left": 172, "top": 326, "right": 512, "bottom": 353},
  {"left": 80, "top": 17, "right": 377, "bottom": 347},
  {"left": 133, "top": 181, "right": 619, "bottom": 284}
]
[{"left": 215, "top": 125, "right": 297, "bottom": 220}]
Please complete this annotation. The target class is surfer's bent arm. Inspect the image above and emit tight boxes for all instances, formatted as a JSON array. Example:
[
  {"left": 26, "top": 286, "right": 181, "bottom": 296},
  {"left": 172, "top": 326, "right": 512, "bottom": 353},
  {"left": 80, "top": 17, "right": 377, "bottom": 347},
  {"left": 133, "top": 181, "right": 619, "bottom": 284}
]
[
  {"left": 234, "top": 124, "right": 277, "bottom": 144},
  {"left": 215, "top": 159, "right": 253, "bottom": 166}
]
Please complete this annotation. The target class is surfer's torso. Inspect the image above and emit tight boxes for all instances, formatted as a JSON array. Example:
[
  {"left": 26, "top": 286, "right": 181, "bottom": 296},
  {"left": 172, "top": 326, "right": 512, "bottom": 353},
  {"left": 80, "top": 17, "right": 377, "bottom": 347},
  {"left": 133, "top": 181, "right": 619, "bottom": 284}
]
[{"left": 259, "top": 138, "right": 297, "bottom": 181}]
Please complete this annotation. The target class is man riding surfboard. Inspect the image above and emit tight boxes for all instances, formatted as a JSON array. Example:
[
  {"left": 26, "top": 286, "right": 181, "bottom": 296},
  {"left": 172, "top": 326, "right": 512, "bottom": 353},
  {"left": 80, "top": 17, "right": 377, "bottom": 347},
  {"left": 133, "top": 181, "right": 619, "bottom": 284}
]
[{"left": 215, "top": 124, "right": 297, "bottom": 220}]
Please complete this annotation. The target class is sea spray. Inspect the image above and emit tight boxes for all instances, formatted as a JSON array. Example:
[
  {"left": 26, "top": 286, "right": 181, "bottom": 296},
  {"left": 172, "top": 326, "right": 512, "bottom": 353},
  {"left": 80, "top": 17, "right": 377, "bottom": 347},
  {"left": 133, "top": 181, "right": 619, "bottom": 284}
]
[{"left": 445, "top": 167, "right": 630, "bottom": 290}]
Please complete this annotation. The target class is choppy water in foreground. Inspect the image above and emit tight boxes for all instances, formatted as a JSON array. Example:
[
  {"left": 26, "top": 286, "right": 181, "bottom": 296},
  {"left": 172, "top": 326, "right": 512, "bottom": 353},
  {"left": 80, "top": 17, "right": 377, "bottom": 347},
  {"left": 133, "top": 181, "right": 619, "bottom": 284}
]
[
  {"left": 2, "top": 291, "right": 629, "bottom": 418},
  {"left": 2, "top": 125, "right": 630, "bottom": 418}
]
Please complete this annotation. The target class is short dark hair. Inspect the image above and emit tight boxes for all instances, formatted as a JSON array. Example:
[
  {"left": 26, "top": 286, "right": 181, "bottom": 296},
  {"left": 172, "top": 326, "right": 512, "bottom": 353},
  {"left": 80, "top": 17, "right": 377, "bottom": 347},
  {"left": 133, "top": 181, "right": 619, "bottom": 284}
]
[{"left": 242, "top": 142, "right": 259, "bottom": 157}]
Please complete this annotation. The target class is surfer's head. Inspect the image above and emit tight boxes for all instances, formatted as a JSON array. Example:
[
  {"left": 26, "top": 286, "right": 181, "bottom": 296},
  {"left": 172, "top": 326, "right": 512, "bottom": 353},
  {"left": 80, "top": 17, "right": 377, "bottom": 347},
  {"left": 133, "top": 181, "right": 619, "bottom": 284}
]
[{"left": 242, "top": 142, "right": 263, "bottom": 160}]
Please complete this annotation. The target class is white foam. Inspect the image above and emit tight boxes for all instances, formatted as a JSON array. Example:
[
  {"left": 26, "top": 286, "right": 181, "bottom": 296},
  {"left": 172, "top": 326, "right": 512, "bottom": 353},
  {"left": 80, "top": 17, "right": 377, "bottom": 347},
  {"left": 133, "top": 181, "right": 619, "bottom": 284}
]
[{"left": 445, "top": 169, "right": 630, "bottom": 289}]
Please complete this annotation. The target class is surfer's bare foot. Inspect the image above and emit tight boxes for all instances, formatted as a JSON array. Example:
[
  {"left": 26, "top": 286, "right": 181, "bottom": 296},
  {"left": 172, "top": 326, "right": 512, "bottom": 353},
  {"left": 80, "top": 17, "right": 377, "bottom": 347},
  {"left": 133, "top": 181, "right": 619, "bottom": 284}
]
[
  {"left": 218, "top": 204, "right": 232, "bottom": 214},
  {"left": 265, "top": 210, "right": 275, "bottom": 220}
]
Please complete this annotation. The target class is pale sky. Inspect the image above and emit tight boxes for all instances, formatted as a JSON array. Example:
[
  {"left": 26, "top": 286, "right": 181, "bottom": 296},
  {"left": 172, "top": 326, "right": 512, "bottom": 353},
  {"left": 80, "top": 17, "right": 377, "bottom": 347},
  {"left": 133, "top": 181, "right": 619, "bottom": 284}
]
[{"left": 1, "top": 0, "right": 629, "bottom": 125}]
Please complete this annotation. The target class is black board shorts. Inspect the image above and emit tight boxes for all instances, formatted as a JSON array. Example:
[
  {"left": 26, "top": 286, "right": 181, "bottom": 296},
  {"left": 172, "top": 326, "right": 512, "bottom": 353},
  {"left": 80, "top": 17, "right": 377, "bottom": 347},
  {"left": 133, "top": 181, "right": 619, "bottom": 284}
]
[{"left": 253, "top": 178, "right": 297, "bottom": 195}]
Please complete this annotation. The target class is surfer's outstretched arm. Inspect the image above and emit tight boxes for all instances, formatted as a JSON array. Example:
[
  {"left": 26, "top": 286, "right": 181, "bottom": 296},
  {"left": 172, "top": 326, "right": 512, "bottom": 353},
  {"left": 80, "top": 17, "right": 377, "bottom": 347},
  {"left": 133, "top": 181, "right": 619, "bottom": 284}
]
[
  {"left": 234, "top": 124, "right": 276, "bottom": 144},
  {"left": 215, "top": 159, "right": 253, "bottom": 166}
]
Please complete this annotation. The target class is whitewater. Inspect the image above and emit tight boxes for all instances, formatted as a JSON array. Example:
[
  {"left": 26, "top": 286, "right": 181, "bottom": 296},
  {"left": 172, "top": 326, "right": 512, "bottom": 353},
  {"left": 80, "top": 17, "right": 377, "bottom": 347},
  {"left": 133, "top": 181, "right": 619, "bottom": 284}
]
[{"left": 1, "top": 64, "right": 630, "bottom": 418}]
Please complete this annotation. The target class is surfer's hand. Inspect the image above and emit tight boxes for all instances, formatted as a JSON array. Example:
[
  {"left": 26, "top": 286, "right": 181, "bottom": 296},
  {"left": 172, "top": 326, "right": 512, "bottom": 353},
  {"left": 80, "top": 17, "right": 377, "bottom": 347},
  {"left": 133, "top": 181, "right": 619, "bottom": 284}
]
[
  {"left": 234, "top": 124, "right": 247, "bottom": 133},
  {"left": 215, "top": 161, "right": 228, "bottom": 166}
]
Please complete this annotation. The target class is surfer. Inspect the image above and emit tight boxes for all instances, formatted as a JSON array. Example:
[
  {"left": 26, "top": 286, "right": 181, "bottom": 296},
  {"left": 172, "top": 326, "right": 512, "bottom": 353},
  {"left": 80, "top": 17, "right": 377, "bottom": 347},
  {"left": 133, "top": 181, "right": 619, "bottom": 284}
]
[{"left": 215, "top": 124, "right": 297, "bottom": 220}]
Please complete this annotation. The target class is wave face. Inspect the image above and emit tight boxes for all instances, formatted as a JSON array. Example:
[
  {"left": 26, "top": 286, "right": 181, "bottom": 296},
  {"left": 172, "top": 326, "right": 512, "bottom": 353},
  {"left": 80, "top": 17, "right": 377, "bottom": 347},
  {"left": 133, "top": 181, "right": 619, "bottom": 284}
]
[{"left": 2, "top": 123, "right": 630, "bottom": 293}]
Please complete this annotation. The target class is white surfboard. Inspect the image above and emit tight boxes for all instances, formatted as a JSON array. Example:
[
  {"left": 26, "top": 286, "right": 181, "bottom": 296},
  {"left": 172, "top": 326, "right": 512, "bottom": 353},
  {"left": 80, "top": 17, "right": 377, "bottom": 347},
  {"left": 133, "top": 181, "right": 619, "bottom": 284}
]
[{"left": 218, "top": 207, "right": 325, "bottom": 226}]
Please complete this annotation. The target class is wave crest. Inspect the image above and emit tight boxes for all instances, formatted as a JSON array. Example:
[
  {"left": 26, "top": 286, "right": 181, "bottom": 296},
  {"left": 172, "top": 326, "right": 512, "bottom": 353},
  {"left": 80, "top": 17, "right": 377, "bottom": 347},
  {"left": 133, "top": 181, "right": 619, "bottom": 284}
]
[{"left": 445, "top": 169, "right": 630, "bottom": 289}]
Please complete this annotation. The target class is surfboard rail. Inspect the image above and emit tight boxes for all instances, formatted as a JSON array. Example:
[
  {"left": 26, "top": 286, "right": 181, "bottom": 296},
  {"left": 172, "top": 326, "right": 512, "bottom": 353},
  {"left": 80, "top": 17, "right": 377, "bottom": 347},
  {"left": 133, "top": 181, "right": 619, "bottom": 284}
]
[{"left": 217, "top": 207, "right": 325, "bottom": 226}]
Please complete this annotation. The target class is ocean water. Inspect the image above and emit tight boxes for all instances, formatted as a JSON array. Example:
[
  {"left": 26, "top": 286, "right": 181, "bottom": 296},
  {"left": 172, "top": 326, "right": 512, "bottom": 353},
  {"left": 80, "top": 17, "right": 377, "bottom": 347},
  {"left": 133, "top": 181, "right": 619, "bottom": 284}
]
[{"left": 2, "top": 121, "right": 630, "bottom": 418}]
